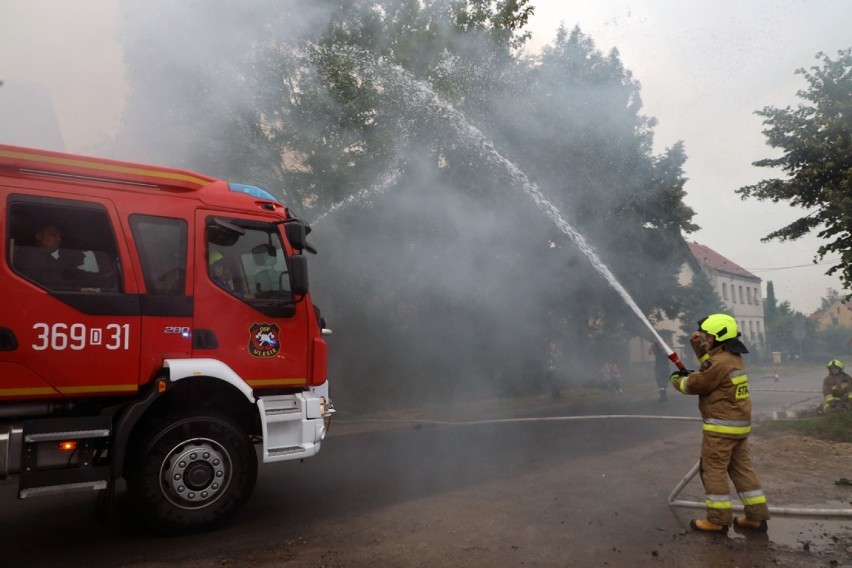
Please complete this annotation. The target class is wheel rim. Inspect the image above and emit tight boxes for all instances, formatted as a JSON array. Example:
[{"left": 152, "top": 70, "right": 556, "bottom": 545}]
[{"left": 159, "top": 437, "right": 232, "bottom": 510}]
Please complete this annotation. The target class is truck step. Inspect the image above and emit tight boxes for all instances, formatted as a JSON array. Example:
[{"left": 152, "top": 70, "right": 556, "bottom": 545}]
[
  {"left": 19, "top": 466, "right": 110, "bottom": 499},
  {"left": 20, "top": 479, "right": 108, "bottom": 499},
  {"left": 266, "top": 445, "right": 307, "bottom": 457}
]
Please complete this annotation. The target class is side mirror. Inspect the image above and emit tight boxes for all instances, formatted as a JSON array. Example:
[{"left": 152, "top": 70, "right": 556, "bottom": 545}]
[
  {"left": 288, "top": 255, "right": 309, "bottom": 296},
  {"left": 284, "top": 222, "right": 306, "bottom": 251},
  {"left": 284, "top": 220, "right": 317, "bottom": 254}
]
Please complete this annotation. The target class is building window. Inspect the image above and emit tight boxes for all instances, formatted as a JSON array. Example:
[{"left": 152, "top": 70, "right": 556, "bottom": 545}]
[
  {"left": 731, "top": 284, "right": 736, "bottom": 303},
  {"left": 739, "top": 286, "right": 744, "bottom": 304},
  {"left": 747, "top": 287, "right": 752, "bottom": 304},
  {"left": 722, "top": 283, "right": 728, "bottom": 300},
  {"left": 754, "top": 287, "right": 760, "bottom": 307},
  {"left": 749, "top": 321, "right": 754, "bottom": 338}
]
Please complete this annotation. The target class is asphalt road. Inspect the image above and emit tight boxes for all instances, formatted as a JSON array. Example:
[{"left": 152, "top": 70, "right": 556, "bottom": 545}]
[{"left": 0, "top": 368, "right": 825, "bottom": 567}]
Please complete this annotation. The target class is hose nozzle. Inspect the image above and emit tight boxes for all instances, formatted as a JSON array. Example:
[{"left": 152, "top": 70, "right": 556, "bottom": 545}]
[{"left": 667, "top": 351, "right": 687, "bottom": 372}]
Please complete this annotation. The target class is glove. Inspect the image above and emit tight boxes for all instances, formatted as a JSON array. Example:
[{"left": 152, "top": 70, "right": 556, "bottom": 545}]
[{"left": 670, "top": 369, "right": 692, "bottom": 385}]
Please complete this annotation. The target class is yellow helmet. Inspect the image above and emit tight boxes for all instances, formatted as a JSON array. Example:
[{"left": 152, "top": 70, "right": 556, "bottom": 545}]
[
  {"left": 697, "top": 313, "right": 739, "bottom": 342},
  {"left": 827, "top": 359, "right": 844, "bottom": 370},
  {"left": 208, "top": 250, "right": 224, "bottom": 265}
]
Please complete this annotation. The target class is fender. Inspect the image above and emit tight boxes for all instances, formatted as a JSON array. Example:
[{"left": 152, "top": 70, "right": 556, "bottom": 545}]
[{"left": 163, "top": 358, "right": 256, "bottom": 404}]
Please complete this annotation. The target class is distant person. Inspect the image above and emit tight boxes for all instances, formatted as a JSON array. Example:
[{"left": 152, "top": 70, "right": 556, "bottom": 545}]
[
  {"left": 209, "top": 251, "right": 232, "bottom": 290},
  {"left": 15, "top": 225, "right": 66, "bottom": 289},
  {"left": 209, "top": 250, "right": 246, "bottom": 298},
  {"left": 600, "top": 361, "right": 623, "bottom": 392},
  {"left": 650, "top": 342, "right": 670, "bottom": 401},
  {"left": 545, "top": 340, "right": 563, "bottom": 399},
  {"left": 669, "top": 313, "right": 769, "bottom": 534},
  {"left": 819, "top": 359, "right": 851, "bottom": 414}
]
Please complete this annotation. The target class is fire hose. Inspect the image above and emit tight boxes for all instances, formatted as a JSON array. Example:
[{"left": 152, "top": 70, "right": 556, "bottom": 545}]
[
  {"left": 649, "top": 337, "right": 852, "bottom": 517},
  {"left": 346, "top": 413, "right": 852, "bottom": 519},
  {"left": 668, "top": 459, "right": 852, "bottom": 518}
]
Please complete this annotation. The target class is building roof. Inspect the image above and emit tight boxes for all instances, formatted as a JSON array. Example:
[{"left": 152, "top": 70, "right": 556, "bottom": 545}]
[{"left": 688, "top": 242, "right": 760, "bottom": 281}]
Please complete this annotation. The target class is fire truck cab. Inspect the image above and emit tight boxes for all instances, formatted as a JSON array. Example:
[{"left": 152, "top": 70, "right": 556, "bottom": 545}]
[{"left": 0, "top": 144, "right": 332, "bottom": 532}]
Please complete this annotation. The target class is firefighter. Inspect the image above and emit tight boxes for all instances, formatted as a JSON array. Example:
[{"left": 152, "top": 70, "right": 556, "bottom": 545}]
[
  {"left": 819, "top": 359, "right": 850, "bottom": 414},
  {"left": 670, "top": 313, "right": 770, "bottom": 533}
]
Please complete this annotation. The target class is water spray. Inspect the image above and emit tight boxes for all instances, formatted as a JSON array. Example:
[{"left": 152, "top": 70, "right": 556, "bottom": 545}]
[
  {"left": 374, "top": 56, "right": 689, "bottom": 371},
  {"left": 311, "top": 45, "right": 690, "bottom": 373}
]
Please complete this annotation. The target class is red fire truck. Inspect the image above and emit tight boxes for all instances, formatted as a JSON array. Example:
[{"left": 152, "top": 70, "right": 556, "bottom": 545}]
[{"left": 0, "top": 144, "right": 333, "bottom": 532}]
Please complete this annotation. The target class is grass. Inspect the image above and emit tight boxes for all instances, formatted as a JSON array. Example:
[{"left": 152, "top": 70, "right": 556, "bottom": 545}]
[{"left": 757, "top": 410, "right": 852, "bottom": 443}]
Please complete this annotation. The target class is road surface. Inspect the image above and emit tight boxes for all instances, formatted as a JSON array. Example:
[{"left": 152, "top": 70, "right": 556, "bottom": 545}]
[{"left": 0, "top": 368, "right": 833, "bottom": 567}]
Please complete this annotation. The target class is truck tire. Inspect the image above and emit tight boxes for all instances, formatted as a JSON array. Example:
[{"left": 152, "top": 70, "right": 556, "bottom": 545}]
[{"left": 127, "top": 410, "right": 258, "bottom": 533}]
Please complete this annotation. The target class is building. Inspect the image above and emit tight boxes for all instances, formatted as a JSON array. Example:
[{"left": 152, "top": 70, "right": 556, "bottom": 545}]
[
  {"left": 631, "top": 241, "right": 765, "bottom": 364},
  {"left": 811, "top": 300, "right": 852, "bottom": 330},
  {"left": 687, "top": 242, "right": 765, "bottom": 352}
]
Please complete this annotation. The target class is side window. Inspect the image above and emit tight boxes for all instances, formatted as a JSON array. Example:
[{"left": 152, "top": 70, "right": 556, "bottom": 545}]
[
  {"left": 207, "top": 218, "right": 289, "bottom": 300},
  {"left": 8, "top": 196, "right": 122, "bottom": 292},
  {"left": 130, "top": 215, "right": 188, "bottom": 296}
]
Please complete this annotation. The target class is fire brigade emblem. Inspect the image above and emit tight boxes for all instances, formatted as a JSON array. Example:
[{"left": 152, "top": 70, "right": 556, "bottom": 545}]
[{"left": 249, "top": 323, "right": 281, "bottom": 357}]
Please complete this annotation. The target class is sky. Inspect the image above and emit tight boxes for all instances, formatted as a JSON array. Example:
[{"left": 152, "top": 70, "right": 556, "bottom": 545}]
[{"left": 0, "top": 0, "right": 849, "bottom": 313}]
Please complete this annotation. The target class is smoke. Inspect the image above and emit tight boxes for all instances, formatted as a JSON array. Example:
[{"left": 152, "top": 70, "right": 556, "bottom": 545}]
[{"left": 110, "top": 1, "right": 693, "bottom": 410}]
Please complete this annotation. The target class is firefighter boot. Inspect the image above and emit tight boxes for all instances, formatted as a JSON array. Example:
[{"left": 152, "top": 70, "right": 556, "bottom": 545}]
[
  {"left": 733, "top": 516, "right": 768, "bottom": 533},
  {"left": 689, "top": 519, "right": 728, "bottom": 534}
]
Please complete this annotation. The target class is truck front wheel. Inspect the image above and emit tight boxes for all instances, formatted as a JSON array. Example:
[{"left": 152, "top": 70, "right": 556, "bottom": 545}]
[{"left": 127, "top": 411, "right": 258, "bottom": 533}]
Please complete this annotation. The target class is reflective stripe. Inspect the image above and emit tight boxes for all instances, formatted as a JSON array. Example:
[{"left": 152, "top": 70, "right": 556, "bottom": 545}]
[
  {"left": 825, "top": 395, "right": 839, "bottom": 402},
  {"left": 705, "top": 494, "right": 732, "bottom": 510},
  {"left": 730, "top": 370, "right": 750, "bottom": 400},
  {"left": 705, "top": 418, "right": 750, "bottom": 427},
  {"left": 677, "top": 377, "right": 689, "bottom": 394},
  {"left": 699, "top": 354, "right": 709, "bottom": 363},
  {"left": 703, "top": 418, "right": 751, "bottom": 435},
  {"left": 739, "top": 490, "right": 767, "bottom": 506}
]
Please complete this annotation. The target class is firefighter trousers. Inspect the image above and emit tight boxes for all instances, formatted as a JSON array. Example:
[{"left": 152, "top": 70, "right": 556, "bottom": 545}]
[{"left": 699, "top": 434, "right": 770, "bottom": 525}]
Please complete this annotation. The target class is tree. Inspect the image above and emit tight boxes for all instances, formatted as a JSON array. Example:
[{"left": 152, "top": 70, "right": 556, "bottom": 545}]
[
  {"left": 819, "top": 287, "right": 844, "bottom": 311},
  {"left": 764, "top": 281, "right": 779, "bottom": 329},
  {"left": 763, "top": 288, "right": 801, "bottom": 357},
  {"left": 737, "top": 49, "right": 852, "bottom": 291}
]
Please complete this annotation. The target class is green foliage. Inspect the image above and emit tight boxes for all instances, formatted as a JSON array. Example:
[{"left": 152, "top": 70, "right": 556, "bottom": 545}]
[
  {"left": 737, "top": 49, "right": 852, "bottom": 291},
  {"left": 808, "top": 325, "right": 852, "bottom": 364},
  {"left": 764, "top": 281, "right": 780, "bottom": 329},
  {"left": 820, "top": 287, "right": 844, "bottom": 311},
  {"left": 762, "top": 280, "right": 804, "bottom": 355}
]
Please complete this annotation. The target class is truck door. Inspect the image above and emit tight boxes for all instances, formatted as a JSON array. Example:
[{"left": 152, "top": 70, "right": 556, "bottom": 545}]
[
  {"left": 1, "top": 194, "right": 142, "bottom": 399},
  {"left": 127, "top": 214, "right": 194, "bottom": 380},
  {"left": 192, "top": 213, "right": 309, "bottom": 387}
]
